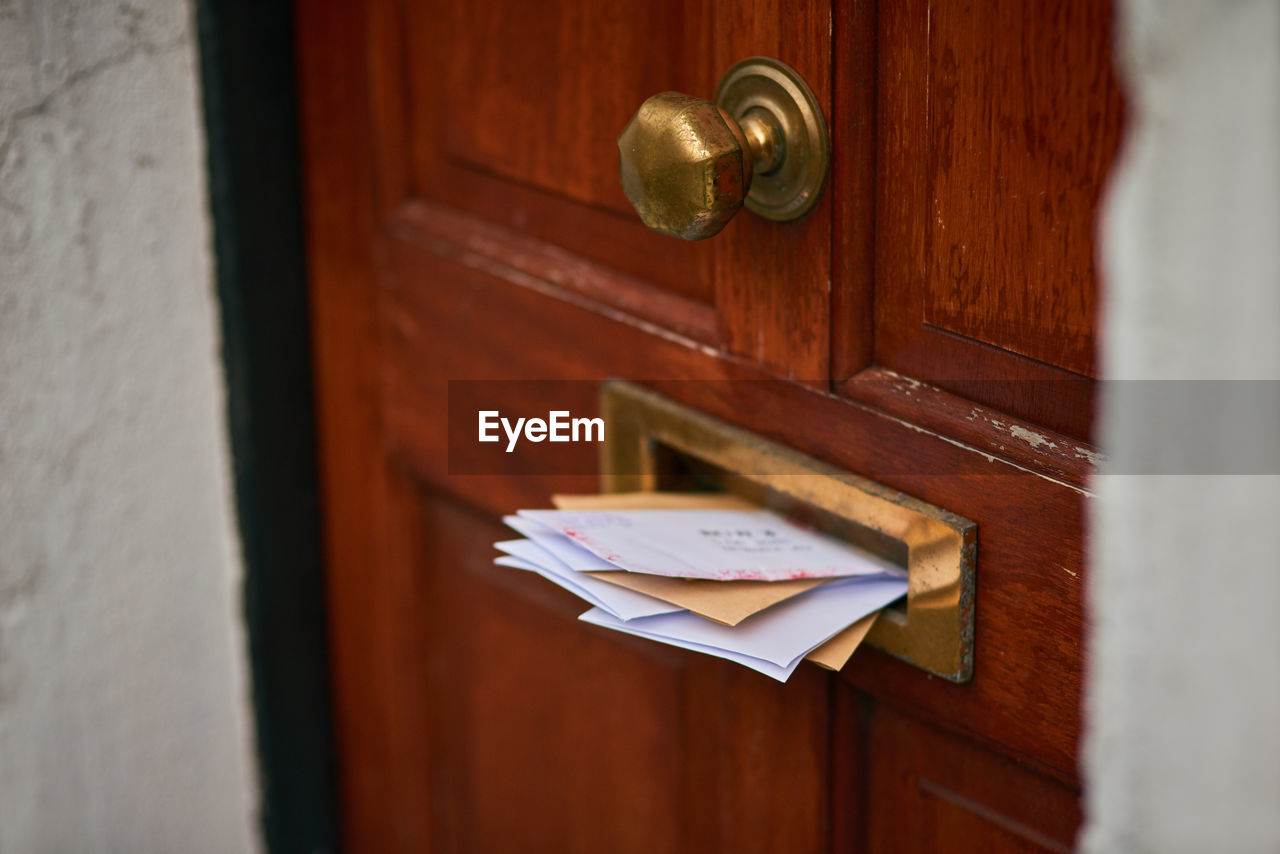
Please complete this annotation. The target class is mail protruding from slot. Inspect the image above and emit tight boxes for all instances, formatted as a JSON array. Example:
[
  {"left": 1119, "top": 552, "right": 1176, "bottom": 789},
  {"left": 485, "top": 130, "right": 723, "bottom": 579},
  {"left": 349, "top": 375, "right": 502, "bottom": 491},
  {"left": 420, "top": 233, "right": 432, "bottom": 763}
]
[{"left": 492, "top": 492, "right": 906, "bottom": 681}]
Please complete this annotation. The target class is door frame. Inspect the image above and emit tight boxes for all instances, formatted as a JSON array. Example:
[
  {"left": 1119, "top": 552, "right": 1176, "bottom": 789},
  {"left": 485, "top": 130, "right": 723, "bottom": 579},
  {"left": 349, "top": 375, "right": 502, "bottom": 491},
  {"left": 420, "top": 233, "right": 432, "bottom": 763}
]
[{"left": 197, "top": 1, "right": 340, "bottom": 850}]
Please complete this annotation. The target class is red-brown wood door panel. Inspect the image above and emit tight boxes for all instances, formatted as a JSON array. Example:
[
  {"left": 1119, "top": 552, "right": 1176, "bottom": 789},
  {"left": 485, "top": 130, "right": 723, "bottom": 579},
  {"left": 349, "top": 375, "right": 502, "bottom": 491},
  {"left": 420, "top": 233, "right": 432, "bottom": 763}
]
[
  {"left": 865, "top": 708, "right": 1081, "bottom": 854},
  {"left": 380, "top": 0, "right": 834, "bottom": 379},
  {"left": 413, "top": 490, "right": 831, "bottom": 853},
  {"left": 297, "top": 0, "right": 1116, "bottom": 849},
  {"left": 836, "top": 0, "right": 1124, "bottom": 438}
]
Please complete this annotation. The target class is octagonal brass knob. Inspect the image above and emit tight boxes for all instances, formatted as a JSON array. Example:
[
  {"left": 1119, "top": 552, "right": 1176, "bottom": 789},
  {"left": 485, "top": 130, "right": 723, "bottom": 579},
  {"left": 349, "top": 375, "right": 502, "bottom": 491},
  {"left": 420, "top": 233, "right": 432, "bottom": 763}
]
[{"left": 617, "top": 57, "right": 830, "bottom": 241}]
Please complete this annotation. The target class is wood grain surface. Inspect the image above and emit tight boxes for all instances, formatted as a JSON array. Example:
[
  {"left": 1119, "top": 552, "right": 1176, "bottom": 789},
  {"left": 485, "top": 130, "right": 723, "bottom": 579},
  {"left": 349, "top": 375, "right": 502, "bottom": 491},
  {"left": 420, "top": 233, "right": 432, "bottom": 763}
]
[
  {"left": 869, "top": 0, "right": 1123, "bottom": 437},
  {"left": 297, "top": 0, "right": 1120, "bottom": 848}
]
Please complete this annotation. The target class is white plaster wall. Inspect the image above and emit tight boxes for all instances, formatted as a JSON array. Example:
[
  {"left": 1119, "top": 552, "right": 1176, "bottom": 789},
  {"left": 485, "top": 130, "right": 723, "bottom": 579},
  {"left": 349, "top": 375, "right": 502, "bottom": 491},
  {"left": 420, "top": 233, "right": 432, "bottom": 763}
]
[
  {"left": 1084, "top": 0, "right": 1280, "bottom": 852},
  {"left": 0, "top": 2, "right": 259, "bottom": 851}
]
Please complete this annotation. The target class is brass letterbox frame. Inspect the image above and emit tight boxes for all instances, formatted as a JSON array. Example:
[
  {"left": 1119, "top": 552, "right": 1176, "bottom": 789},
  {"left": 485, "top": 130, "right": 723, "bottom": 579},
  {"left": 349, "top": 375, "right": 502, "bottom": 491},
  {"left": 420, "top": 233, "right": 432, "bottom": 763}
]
[{"left": 600, "top": 381, "right": 976, "bottom": 682}]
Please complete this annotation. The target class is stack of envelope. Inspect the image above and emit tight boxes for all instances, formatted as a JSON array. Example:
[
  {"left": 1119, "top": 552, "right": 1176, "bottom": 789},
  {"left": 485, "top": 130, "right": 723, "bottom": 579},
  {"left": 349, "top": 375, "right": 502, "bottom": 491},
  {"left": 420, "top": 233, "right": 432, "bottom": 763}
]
[{"left": 494, "top": 492, "right": 908, "bottom": 682}]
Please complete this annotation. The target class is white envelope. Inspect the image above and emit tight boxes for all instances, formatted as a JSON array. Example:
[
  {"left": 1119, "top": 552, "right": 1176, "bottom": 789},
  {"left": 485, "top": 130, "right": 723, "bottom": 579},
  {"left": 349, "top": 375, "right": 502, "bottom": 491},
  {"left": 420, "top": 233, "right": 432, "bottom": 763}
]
[
  {"left": 580, "top": 573, "right": 907, "bottom": 669},
  {"left": 518, "top": 508, "right": 906, "bottom": 581},
  {"left": 494, "top": 539, "right": 683, "bottom": 621},
  {"left": 579, "top": 607, "right": 801, "bottom": 682},
  {"left": 503, "top": 515, "right": 619, "bottom": 572}
]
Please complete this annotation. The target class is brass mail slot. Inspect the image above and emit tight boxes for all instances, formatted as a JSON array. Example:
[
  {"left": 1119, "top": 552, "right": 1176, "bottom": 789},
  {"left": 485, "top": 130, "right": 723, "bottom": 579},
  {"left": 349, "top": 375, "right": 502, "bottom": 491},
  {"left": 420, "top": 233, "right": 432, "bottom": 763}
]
[{"left": 600, "top": 381, "right": 977, "bottom": 682}]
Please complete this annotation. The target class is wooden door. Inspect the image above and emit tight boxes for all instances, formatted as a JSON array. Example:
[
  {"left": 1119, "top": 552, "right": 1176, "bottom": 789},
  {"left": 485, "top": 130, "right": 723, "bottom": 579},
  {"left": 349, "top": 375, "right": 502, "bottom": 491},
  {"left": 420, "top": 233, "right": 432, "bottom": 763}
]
[{"left": 296, "top": 0, "right": 1122, "bottom": 850}]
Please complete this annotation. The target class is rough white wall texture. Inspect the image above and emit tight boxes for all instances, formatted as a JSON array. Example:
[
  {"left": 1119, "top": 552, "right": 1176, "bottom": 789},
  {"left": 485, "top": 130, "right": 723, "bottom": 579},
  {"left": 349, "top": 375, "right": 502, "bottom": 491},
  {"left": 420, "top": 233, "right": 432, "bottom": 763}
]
[
  {"left": 1084, "top": 1, "right": 1280, "bottom": 852},
  {"left": 0, "top": 2, "right": 258, "bottom": 851}
]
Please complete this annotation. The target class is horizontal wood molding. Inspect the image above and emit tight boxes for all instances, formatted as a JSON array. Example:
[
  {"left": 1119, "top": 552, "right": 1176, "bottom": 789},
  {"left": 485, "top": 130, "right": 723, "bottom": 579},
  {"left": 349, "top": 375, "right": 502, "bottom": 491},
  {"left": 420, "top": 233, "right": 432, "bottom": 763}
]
[
  {"left": 388, "top": 200, "right": 720, "bottom": 345},
  {"left": 385, "top": 205, "right": 1098, "bottom": 491}
]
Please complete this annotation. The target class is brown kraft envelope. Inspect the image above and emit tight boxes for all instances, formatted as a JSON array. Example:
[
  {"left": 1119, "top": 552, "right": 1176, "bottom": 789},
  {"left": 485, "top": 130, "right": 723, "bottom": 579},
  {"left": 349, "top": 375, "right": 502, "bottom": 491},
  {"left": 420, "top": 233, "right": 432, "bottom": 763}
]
[{"left": 551, "top": 492, "right": 882, "bottom": 669}]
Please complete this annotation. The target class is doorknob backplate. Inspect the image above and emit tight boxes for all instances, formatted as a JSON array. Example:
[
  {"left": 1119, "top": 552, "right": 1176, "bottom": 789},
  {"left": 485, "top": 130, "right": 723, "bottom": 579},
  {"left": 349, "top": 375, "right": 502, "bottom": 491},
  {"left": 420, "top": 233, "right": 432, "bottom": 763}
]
[{"left": 714, "top": 57, "right": 829, "bottom": 223}]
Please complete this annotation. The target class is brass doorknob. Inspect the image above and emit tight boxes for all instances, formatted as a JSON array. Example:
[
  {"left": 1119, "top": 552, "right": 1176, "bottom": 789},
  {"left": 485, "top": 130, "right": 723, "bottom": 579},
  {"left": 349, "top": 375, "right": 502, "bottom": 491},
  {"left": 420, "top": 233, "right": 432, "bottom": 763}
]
[{"left": 617, "top": 57, "right": 830, "bottom": 241}]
